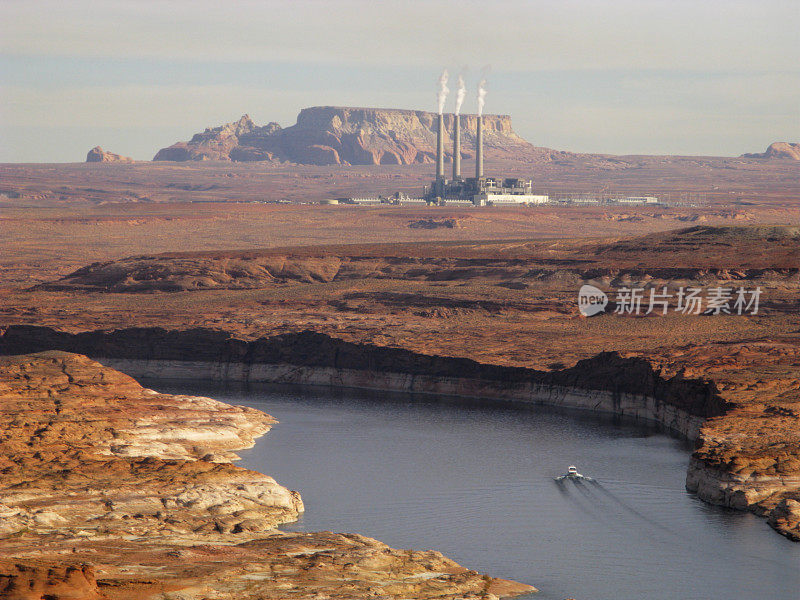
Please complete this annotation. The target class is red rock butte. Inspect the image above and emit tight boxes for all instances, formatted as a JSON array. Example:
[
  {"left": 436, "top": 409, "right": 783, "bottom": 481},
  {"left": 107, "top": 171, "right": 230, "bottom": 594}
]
[
  {"left": 741, "top": 142, "right": 800, "bottom": 160},
  {"left": 153, "top": 106, "right": 550, "bottom": 166},
  {"left": 85, "top": 146, "right": 134, "bottom": 163}
]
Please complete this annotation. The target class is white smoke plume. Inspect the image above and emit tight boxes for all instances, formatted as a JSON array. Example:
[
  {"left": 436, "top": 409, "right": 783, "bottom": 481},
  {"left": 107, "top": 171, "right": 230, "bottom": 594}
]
[
  {"left": 437, "top": 69, "right": 449, "bottom": 115},
  {"left": 455, "top": 75, "right": 466, "bottom": 115},
  {"left": 477, "top": 78, "right": 487, "bottom": 116}
]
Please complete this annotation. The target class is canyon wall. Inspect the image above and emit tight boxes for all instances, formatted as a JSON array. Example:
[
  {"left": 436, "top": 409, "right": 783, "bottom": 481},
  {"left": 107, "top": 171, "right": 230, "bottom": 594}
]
[{"left": 0, "top": 325, "right": 724, "bottom": 440}]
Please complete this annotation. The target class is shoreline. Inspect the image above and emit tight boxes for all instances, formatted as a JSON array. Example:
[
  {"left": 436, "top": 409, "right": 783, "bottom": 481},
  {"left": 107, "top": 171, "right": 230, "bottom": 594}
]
[
  {"left": 104, "top": 357, "right": 706, "bottom": 440},
  {"left": 1, "top": 324, "right": 797, "bottom": 542}
]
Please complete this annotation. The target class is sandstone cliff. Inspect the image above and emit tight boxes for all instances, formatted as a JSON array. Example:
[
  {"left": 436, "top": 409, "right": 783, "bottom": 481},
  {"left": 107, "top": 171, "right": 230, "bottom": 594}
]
[
  {"left": 153, "top": 107, "right": 551, "bottom": 165},
  {"left": 742, "top": 142, "right": 800, "bottom": 160},
  {"left": 86, "top": 146, "right": 134, "bottom": 163},
  {"left": 0, "top": 326, "right": 726, "bottom": 424}
]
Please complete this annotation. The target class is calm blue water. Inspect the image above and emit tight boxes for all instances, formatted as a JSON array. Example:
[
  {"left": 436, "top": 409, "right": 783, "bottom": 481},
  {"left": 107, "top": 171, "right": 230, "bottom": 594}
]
[{"left": 152, "top": 381, "right": 800, "bottom": 600}]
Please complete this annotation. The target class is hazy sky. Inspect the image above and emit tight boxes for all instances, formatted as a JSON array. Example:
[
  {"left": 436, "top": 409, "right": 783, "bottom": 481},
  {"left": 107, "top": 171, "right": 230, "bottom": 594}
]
[{"left": 1, "top": 0, "right": 798, "bottom": 162}]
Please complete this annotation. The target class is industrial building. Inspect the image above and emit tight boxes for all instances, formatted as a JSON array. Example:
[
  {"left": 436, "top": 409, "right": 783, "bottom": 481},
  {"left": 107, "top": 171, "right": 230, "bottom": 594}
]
[
  {"left": 613, "top": 196, "right": 659, "bottom": 204},
  {"left": 423, "top": 111, "right": 550, "bottom": 206}
]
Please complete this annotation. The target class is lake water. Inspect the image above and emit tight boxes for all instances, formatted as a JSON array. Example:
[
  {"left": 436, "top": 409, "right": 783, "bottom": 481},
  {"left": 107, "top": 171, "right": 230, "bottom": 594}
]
[{"left": 153, "top": 381, "right": 800, "bottom": 600}]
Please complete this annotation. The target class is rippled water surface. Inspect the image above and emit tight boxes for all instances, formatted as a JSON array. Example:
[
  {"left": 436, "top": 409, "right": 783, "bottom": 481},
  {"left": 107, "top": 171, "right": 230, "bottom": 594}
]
[{"left": 155, "top": 382, "right": 800, "bottom": 600}]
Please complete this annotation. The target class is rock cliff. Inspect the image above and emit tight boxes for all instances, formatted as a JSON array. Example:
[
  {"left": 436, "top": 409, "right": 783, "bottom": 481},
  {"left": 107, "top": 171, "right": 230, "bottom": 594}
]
[
  {"left": 0, "top": 351, "right": 534, "bottom": 599},
  {"left": 742, "top": 142, "right": 800, "bottom": 160},
  {"left": 85, "top": 146, "right": 134, "bottom": 163},
  {"left": 0, "top": 325, "right": 727, "bottom": 451},
  {"left": 0, "top": 326, "right": 726, "bottom": 423},
  {"left": 153, "top": 115, "right": 283, "bottom": 162},
  {"left": 153, "top": 107, "right": 548, "bottom": 165}
]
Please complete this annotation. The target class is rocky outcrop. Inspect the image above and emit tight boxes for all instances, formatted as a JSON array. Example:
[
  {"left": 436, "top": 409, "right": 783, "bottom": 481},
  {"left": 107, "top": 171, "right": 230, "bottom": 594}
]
[
  {"left": 742, "top": 142, "right": 800, "bottom": 160},
  {"left": 0, "top": 564, "right": 106, "bottom": 600},
  {"left": 38, "top": 253, "right": 346, "bottom": 292},
  {"left": 685, "top": 401, "right": 800, "bottom": 541},
  {"left": 85, "top": 146, "right": 134, "bottom": 163},
  {"left": 153, "top": 107, "right": 551, "bottom": 165},
  {"left": 0, "top": 352, "right": 534, "bottom": 599},
  {"left": 153, "top": 115, "right": 282, "bottom": 162},
  {"left": 409, "top": 218, "right": 461, "bottom": 229},
  {"left": 769, "top": 499, "right": 800, "bottom": 538},
  {"left": 0, "top": 351, "right": 302, "bottom": 538}
]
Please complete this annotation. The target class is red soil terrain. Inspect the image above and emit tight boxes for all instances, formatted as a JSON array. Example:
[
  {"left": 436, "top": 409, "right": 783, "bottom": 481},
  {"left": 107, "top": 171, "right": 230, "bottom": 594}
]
[{"left": 0, "top": 157, "right": 798, "bottom": 598}]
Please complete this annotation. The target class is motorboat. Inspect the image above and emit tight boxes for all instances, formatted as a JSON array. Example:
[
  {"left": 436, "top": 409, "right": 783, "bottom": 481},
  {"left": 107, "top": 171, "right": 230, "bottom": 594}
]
[{"left": 555, "top": 465, "right": 590, "bottom": 481}]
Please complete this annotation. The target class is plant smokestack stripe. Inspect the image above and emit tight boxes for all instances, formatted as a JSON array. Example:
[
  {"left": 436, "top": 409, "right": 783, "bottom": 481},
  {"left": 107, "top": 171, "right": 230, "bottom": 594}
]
[
  {"left": 436, "top": 113, "right": 445, "bottom": 181},
  {"left": 452, "top": 114, "right": 461, "bottom": 179},
  {"left": 476, "top": 115, "right": 483, "bottom": 179}
]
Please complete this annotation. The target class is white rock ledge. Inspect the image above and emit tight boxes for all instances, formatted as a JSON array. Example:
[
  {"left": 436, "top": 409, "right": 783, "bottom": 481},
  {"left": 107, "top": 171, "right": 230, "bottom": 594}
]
[{"left": 98, "top": 358, "right": 705, "bottom": 441}]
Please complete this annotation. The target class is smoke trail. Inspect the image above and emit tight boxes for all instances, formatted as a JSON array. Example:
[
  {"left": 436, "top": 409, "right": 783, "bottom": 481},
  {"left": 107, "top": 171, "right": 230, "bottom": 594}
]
[
  {"left": 455, "top": 75, "right": 466, "bottom": 115},
  {"left": 477, "top": 78, "right": 487, "bottom": 116},
  {"left": 437, "top": 69, "right": 449, "bottom": 115}
]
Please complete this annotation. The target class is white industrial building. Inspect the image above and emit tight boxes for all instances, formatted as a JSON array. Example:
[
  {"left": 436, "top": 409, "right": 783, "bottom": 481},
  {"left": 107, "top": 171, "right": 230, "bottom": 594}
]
[
  {"left": 614, "top": 196, "right": 659, "bottom": 204},
  {"left": 475, "top": 193, "right": 550, "bottom": 206}
]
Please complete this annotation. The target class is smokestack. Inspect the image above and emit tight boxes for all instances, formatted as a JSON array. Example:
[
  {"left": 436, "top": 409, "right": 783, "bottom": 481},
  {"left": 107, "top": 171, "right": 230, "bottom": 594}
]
[
  {"left": 452, "top": 114, "right": 460, "bottom": 179},
  {"left": 475, "top": 115, "right": 483, "bottom": 179},
  {"left": 436, "top": 113, "right": 444, "bottom": 181},
  {"left": 453, "top": 74, "right": 465, "bottom": 180},
  {"left": 476, "top": 78, "right": 487, "bottom": 179},
  {"left": 435, "top": 69, "right": 449, "bottom": 183}
]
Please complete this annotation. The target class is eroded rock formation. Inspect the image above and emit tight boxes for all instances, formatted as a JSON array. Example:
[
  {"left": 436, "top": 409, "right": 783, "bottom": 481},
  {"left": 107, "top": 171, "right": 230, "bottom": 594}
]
[
  {"left": 153, "top": 107, "right": 551, "bottom": 165},
  {"left": 0, "top": 564, "right": 106, "bottom": 600},
  {"left": 0, "top": 351, "right": 534, "bottom": 599},
  {"left": 153, "top": 115, "right": 283, "bottom": 162},
  {"left": 742, "top": 142, "right": 800, "bottom": 160},
  {"left": 86, "top": 146, "right": 134, "bottom": 163},
  {"left": 0, "top": 351, "right": 302, "bottom": 536},
  {"left": 34, "top": 225, "right": 800, "bottom": 293}
]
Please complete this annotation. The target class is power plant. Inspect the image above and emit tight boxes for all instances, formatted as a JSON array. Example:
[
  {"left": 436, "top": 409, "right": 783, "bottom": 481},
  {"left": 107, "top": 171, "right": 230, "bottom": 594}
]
[
  {"left": 423, "top": 75, "right": 549, "bottom": 206},
  {"left": 340, "top": 70, "right": 661, "bottom": 208}
]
